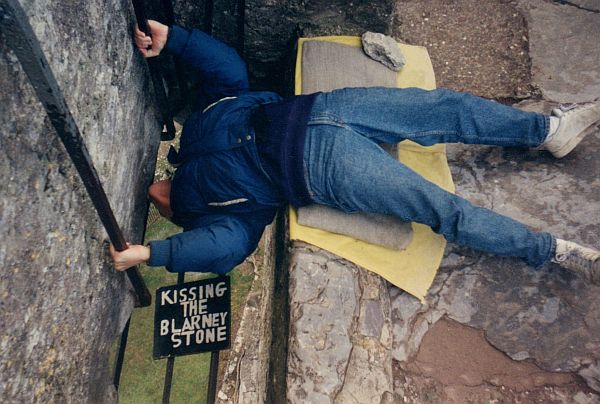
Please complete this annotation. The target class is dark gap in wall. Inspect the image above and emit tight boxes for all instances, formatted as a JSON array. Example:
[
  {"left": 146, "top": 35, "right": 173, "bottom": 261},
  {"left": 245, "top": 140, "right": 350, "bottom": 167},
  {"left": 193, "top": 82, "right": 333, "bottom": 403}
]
[
  {"left": 267, "top": 210, "right": 291, "bottom": 402},
  {"left": 204, "top": 0, "right": 214, "bottom": 35},
  {"left": 237, "top": 0, "right": 245, "bottom": 54}
]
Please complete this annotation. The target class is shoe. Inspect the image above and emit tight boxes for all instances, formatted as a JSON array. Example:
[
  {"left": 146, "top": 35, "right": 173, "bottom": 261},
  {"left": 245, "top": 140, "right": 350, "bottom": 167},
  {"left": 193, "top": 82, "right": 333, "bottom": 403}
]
[
  {"left": 552, "top": 239, "right": 600, "bottom": 285},
  {"left": 539, "top": 102, "right": 600, "bottom": 158}
]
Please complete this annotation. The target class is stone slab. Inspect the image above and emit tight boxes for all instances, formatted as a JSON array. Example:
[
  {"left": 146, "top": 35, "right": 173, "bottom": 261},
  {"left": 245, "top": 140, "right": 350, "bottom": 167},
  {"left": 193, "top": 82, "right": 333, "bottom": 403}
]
[
  {"left": 287, "top": 244, "right": 393, "bottom": 403},
  {"left": 519, "top": 0, "right": 600, "bottom": 102}
]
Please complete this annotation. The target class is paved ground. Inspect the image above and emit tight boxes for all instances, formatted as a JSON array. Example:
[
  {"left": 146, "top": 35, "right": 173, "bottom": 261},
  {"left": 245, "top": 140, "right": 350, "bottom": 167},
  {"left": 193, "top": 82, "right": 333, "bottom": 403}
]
[
  {"left": 393, "top": 0, "right": 533, "bottom": 100},
  {"left": 390, "top": 0, "right": 600, "bottom": 402}
]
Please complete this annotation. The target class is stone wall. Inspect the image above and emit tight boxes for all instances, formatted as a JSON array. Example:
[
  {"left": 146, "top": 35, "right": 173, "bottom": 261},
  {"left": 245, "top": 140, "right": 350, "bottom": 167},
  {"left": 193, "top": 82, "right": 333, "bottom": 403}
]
[{"left": 0, "top": 0, "right": 160, "bottom": 401}]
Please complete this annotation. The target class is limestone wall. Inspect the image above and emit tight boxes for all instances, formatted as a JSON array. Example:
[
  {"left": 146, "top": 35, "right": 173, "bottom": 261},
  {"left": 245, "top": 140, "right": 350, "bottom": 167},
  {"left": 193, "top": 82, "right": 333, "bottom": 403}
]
[{"left": 0, "top": 1, "right": 160, "bottom": 401}]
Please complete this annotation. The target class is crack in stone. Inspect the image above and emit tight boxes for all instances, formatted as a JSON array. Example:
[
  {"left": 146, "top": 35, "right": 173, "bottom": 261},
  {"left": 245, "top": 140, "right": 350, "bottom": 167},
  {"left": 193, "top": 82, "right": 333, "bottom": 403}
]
[
  {"left": 459, "top": 161, "right": 494, "bottom": 209},
  {"left": 301, "top": 279, "right": 330, "bottom": 306},
  {"left": 328, "top": 268, "right": 366, "bottom": 402},
  {"left": 553, "top": 0, "right": 600, "bottom": 13},
  {"left": 332, "top": 344, "right": 355, "bottom": 403}
]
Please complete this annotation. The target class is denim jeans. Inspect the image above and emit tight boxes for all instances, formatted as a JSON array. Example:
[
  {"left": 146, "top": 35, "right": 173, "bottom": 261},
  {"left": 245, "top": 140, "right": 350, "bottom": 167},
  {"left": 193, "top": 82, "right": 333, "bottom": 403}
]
[{"left": 303, "top": 87, "right": 555, "bottom": 268}]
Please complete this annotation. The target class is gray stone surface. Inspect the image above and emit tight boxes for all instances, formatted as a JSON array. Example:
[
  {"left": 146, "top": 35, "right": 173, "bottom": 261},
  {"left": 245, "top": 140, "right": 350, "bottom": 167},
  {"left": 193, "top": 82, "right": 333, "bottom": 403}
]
[
  {"left": 390, "top": 100, "right": 600, "bottom": 392},
  {"left": 387, "top": 1, "right": 600, "bottom": 398},
  {"left": 362, "top": 31, "right": 406, "bottom": 71},
  {"left": 0, "top": 1, "right": 160, "bottom": 402},
  {"left": 287, "top": 244, "right": 393, "bottom": 403},
  {"left": 519, "top": 0, "right": 600, "bottom": 103}
]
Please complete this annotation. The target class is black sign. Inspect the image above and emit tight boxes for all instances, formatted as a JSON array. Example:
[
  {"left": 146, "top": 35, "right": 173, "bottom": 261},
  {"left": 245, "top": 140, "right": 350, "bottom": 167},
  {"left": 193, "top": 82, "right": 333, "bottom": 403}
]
[{"left": 153, "top": 276, "right": 231, "bottom": 359}]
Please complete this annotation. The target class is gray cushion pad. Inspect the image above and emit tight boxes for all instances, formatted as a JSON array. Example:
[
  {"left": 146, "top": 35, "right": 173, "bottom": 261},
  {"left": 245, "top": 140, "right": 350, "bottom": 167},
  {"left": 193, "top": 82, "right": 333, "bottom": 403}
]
[
  {"left": 298, "top": 40, "right": 413, "bottom": 250},
  {"left": 297, "top": 205, "right": 413, "bottom": 251},
  {"left": 301, "top": 41, "right": 397, "bottom": 93}
]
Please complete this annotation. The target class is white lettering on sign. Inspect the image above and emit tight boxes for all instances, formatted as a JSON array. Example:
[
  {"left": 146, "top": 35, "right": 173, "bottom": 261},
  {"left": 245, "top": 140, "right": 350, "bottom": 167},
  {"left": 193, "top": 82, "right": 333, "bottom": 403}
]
[
  {"left": 160, "top": 320, "right": 169, "bottom": 336},
  {"left": 159, "top": 282, "right": 229, "bottom": 307},
  {"left": 157, "top": 280, "right": 230, "bottom": 354},
  {"left": 180, "top": 299, "right": 208, "bottom": 317}
]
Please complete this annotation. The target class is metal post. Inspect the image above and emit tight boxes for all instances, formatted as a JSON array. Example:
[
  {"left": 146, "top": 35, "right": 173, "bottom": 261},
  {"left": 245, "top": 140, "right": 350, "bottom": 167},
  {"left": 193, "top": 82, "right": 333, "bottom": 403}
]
[
  {"left": 162, "top": 356, "right": 175, "bottom": 404},
  {"left": 206, "top": 351, "right": 220, "bottom": 404},
  {"left": 113, "top": 318, "right": 131, "bottom": 390},
  {"left": 131, "top": 0, "right": 176, "bottom": 141},
  {"left": 162, "top": 272, "right": 185, "bottom": 404}
]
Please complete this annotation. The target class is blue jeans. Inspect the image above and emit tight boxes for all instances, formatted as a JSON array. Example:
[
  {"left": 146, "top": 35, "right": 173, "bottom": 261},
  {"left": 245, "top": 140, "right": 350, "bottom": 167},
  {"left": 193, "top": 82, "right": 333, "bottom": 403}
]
[{"left": 303, "top": 87, "right": 555, "bottom": 268}]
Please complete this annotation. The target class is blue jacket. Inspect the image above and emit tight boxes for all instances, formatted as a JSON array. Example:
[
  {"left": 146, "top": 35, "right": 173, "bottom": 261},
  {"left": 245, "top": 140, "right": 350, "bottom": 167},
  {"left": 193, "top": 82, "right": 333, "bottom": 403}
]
[{"left": 147, "top": 25, "right": 283, "bottom": 274}]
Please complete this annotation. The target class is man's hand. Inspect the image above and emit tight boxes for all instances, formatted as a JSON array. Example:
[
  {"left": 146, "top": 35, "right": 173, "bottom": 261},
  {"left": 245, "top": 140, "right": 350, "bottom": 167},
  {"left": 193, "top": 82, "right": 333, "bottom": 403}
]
[
  {"left": 109, "top": 243, "right": 151, "bottom": 271},
  {"left": 134, "top": 20, "right": 169, "bottom": 58}
]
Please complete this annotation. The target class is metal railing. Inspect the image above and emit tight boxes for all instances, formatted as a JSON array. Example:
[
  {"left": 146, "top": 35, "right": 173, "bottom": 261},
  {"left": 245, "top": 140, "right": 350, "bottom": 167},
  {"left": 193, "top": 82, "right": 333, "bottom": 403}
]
[{"left": 0, "top": 0, "right": 152, "bottom": 308}]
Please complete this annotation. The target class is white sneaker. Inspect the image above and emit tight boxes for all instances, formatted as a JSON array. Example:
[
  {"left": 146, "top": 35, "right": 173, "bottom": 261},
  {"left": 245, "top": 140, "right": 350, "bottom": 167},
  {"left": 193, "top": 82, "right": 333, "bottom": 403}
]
[
  {"left": 539, "top": 102, "right": 600, "bottom": 158},
  {"left": 552, "top": 239, "right": 600, "bottom": 285}
]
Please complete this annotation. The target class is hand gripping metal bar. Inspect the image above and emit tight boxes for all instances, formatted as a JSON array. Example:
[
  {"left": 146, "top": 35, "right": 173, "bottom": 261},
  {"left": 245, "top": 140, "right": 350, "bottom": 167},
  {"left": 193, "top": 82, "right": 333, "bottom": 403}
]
[
  {"left": 132, "top": 0, "right": 176, "bottom": 141},
  {"left": 0, "top": 0, "right": 152, "bottom": 307}
]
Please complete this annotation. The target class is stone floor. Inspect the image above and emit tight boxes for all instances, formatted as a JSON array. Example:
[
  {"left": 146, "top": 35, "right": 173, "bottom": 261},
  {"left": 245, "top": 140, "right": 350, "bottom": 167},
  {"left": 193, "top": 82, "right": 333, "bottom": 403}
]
[{"left": 389, "top": 0, "right": 600, "bottom": 401}]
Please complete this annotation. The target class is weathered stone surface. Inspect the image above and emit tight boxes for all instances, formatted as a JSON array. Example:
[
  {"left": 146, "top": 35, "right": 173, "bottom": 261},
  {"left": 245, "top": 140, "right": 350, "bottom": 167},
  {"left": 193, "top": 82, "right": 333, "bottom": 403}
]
[
  {"left": 0, "top": 1, "right": 160, "bottom": 402},
  {"left": 390, "top": 106, "right": 600, "bottom": 392},
  {"left": 287, "top": 244, "right": 393, "bottom": 403},
  {"left": 518, "top": 0, "right": 600, "bottom": 103},
  {"left": 362, "top": 32, "right": 406, "bottom": 71}
]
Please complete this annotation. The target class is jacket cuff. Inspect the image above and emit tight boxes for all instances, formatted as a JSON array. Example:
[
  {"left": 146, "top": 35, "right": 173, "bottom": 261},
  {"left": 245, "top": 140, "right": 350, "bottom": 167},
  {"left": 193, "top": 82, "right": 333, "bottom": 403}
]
[
  {"left": 165, "top": 25, "right": 190, "bottom": 55},
  {"left": 148, "top": 240, "right": 172, "bottom": 267}
]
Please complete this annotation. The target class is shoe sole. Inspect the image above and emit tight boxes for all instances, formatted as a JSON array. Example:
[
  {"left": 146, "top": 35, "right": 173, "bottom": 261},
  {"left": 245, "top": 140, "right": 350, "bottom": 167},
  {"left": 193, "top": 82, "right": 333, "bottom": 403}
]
[{"left": 552, "top": 123, "right": 598, "bottom": 158}]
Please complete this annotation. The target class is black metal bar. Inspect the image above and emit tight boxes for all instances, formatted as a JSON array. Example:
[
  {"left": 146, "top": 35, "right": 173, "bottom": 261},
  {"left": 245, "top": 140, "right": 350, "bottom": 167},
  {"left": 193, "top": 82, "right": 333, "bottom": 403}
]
[
  {"left": 113, "top": 317, "right": 131, "bottom": 390},
  {"left": 162, "top": 356, "right": 175, "bottom": 404},
  {"left": 236, "top": 0, "right": 245, "bottom": 53},
  {"left": 131, "top": 0, "right": 176, "bottom": 141},
  {"left": 206, "top": 351, "right": 220, "bottom": 404},
  {"left": 131, "top": 0, "right": 150, "bottom": 35},
  {"left": 161, "top": 0, "right": 175, "bottom": 26},
  {"left": 204, "top": 0, "right": 214, "bottom": 35},
  {"left": 0, "top": 0, "right": 151, "bottom": 307},
  {"left": 162, "top": 272, "right": 186, "bottom": 404}
]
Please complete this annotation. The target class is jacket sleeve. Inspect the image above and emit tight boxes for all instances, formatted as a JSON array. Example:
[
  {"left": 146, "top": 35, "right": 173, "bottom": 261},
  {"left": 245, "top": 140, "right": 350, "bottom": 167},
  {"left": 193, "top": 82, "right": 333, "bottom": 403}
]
[
  {"left": 164, "top": 25, "right": 249, "bottom": 102},
  {"left": 147, "top": 211, "right": 274, "bottom": 274}
]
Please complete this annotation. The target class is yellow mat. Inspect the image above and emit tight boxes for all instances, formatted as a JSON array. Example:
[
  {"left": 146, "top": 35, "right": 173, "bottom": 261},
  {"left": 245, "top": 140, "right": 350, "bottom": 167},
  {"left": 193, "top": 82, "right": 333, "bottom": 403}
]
[{"left": 289, "top": 36, "right": 455, "bottom": 302}]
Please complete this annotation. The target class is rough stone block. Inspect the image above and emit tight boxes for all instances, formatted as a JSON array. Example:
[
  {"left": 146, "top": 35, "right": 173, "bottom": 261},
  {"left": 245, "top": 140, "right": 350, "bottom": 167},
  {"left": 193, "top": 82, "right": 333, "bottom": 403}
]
[
  {"left": 362, "top": 31, "right": 406, "bottom": 71},
  {"left": 287, "top": 245, "right": 393, "bottom": 403}
]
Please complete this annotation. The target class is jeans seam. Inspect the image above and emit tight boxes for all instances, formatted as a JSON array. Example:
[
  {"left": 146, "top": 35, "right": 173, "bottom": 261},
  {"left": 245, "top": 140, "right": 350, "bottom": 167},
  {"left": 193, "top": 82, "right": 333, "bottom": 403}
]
[
  {"left": 540, "top": 114, "right": 550, "bottom": 145},
  {"left": 308, "top": 112, "right": 345, "bottom": 127},
  {"left": 303, "top": 163, "right": 316, "bottom": 199},
  {"left": 302, "top": 135, "right": 316, "bottom": 200}
]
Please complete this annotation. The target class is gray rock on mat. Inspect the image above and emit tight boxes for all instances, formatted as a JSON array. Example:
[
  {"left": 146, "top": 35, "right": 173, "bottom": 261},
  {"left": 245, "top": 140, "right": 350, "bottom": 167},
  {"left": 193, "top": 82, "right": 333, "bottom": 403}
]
[{"left": 362, "top": 31, "right": 406, "bottom": 71}]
